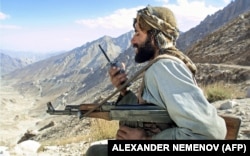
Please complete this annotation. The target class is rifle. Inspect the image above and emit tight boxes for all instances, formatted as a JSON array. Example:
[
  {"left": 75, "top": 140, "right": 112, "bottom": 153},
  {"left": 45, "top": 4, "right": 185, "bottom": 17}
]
[
  {"left": 46, "top": 102, "right": 241, "bottom": 140},
  {"left": 46, "top": 102, "right": 172, "bottom": 123}
]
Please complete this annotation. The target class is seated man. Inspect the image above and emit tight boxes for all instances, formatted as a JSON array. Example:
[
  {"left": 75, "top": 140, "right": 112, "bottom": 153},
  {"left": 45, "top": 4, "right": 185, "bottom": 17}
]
[{"left": 86, "top": 5, "right": 227, "bottom": 156}]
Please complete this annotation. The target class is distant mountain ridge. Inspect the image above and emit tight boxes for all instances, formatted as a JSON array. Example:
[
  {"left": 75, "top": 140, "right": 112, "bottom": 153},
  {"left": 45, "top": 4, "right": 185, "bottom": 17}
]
[
  {"left": 3, "top": 31, "right": 133, "bottom": 80},
  {"left": 1, "top": 31, "right": 134, "bottom": 107},
  {"left": 176, "top": 0, "right": 250, "bottom": 52},
  {"left": 0, "top": 53, "right": 28, "bottom": 76},
  {"left": 0, "top": 49, "right": 65, "bottom": 76}
]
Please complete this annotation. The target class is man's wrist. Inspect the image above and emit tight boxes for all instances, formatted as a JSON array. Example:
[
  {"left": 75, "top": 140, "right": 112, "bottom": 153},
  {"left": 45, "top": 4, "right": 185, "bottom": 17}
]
[
  {"left": 120, "top": 88, "right": 129, "bottom": 96},
  {"left": 116, "top": 89, "right": 130, "bottom": 104}
]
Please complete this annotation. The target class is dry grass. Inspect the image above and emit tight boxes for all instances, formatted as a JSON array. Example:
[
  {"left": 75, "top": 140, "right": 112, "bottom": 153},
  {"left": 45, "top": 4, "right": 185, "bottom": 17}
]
[
  {"left": 38, "top": 118, "right": 118, "bottom": 153},
  {"left": 200, "top": 81, "right": 245, "bottom": 102},
  {"left": 40, "top": 118, "right": 118, "bottom": 146},
  {"left": 86, "top": 118, "right": 119, "bottom": 142}
]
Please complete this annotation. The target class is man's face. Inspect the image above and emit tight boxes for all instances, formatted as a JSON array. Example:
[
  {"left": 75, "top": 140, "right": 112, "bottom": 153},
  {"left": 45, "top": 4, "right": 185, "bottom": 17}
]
[{"left": 131, "top": 22, "right": 155, "bottom": 63}]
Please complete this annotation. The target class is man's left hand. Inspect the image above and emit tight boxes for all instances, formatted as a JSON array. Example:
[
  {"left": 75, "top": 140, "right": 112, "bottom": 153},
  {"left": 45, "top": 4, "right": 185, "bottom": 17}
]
[{"left": 116, "top": 125, "right": 150, "bottom": 140}]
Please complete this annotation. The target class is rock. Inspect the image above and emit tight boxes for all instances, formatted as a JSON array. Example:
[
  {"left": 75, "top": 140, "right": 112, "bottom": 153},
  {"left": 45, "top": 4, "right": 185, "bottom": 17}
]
[
  {"left": 246, "top": 87, "right": 250, "bottom": 98},
  {"left": 17, "top": 130, "right": 37, "bottom": 144},
  {"left": 14, "top": 140, "right": 41, "bottom": 155},
  {"left": 219, "top": 100, "right": 236, "bottom": 110},
  {"left": 0, "top": 146, "right": 10, "bottom": 156},
  {"left": 90, "top": 139, "right": 109, "bottom": 146},
  {"left": 38, "top": 121, "right": 55, "bottom": 131}
]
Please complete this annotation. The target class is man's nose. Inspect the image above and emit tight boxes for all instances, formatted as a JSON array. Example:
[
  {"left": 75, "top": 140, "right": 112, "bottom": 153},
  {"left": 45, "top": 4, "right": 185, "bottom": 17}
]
[{"left": 131, "top": 36, "right": 136, "bottom": 45}]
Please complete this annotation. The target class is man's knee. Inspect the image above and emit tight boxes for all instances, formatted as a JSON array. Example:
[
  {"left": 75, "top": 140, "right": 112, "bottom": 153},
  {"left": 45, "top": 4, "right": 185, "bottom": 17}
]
[{"left": 85, "top": 144, "right": 108, "bottom": 156}]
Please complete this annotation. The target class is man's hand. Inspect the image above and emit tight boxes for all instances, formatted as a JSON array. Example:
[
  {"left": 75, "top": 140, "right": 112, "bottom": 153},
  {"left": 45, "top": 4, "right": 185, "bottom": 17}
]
[
  {"left": 108, "top": 62, "right": 128, "bottom": 95},
  {"left": 116, "top": 125, "right": 150, "bottom": 140}
]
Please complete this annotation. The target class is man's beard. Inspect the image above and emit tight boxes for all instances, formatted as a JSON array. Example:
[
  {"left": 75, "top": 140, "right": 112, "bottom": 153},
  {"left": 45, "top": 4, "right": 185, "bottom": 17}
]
[{"left": 134, "top": 37, "right": 155, "bottom": 63}]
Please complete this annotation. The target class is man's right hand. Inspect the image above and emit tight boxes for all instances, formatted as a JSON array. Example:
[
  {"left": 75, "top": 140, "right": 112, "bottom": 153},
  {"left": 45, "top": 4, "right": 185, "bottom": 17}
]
[{"left": 108, "top": 62, "right": 128, "bottom": 95}]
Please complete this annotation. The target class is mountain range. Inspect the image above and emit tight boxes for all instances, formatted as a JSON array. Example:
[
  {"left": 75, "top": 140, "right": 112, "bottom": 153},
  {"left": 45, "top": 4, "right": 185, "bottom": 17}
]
[{"left": 1, "top": 0, "right": 250, "bottom": 110}]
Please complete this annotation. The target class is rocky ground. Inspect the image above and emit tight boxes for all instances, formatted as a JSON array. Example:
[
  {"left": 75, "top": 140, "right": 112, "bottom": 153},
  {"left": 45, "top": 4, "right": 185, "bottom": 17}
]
[{"left": 0, "top": 80, "right": 250, "bottom": 156}]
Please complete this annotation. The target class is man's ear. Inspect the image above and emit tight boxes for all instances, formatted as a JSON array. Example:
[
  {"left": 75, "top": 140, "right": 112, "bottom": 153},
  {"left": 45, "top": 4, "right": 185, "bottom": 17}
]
[{"left": 150, "top": 35, "right": 159, "bottom": 50}]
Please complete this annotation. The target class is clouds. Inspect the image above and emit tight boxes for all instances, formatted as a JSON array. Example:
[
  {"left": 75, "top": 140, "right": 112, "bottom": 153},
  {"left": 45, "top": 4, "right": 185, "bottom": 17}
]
[
  {"left": 0, "top": 0, "right": 230, "bottom": 52},
  {"left": 164, "top": 0, "right": 224, "bottom": 31},
  {"left": 0, "top": 12, "right": 9, "bottom": 20},
  {"left": 0, "top": 24, "right": 21, "bottom": 29},
  {"left": 75, "top": 0, "right": 224, "bottom": 33},
  {"left": 0, "top": 12, "right": 21, "bottom": 30},
  {"left": 75, "top": 7, "right": 141, "bottom": 29}
]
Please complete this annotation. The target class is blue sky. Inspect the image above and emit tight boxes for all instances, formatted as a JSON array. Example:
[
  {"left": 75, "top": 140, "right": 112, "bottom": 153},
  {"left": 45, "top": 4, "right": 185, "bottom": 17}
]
[{"left": 0, "top": 0, "right": 231, "bottom": 53}]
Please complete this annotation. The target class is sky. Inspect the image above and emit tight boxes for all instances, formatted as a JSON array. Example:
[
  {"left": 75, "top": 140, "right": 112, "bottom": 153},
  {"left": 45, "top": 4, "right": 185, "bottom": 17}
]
[{"left": 0, "top": 0, "right": 232, "bottom": 53}]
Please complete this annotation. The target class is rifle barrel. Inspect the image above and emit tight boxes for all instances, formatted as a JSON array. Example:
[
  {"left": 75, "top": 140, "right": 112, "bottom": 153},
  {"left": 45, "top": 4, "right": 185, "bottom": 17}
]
[{"left": 47, "top": 109, "right": 79, "bottom": 115}]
